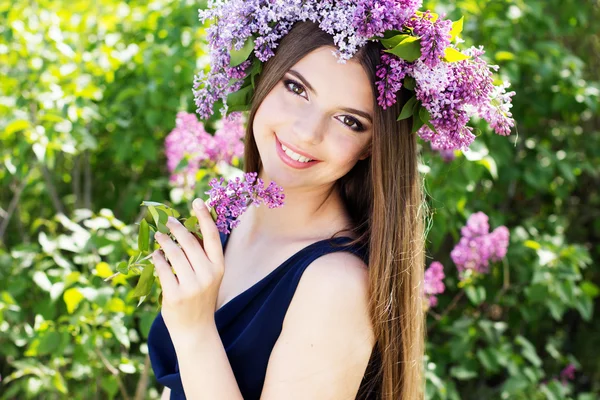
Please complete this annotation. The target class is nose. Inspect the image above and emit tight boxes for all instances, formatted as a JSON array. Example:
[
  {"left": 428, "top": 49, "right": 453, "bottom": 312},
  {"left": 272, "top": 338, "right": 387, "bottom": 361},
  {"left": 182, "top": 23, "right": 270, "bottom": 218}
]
[{"left": 290, "top": 110, "right": 325, "bottom": 146}]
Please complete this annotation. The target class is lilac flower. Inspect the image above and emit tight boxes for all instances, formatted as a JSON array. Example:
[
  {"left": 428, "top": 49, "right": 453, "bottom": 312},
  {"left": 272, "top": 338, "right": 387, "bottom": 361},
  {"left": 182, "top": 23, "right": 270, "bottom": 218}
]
[
  {"left": 424, "top": 261, "right": 445, "bottom": 307},
  {"left": 165, "top": 112, "right": 245, "bottom": 188},
  {"left": 560, "top": 364, "right": 576, "bottom": 385},
  {"left": 450, "top": 212, "right": 510, "bottom": 279},
  {"left": 407, "top": 11, "right": 452, "bottom": 69},
  {"left": 194, "top": 0, "right": 516, "bottom": 152},
  {"left": 436, "top": 148, "right": 455, "bottom": 162},
  {"left": 205, "top": 172, "right": 285, "bottom": 234},
  {"left": 375, "top": 54, "right": 408, "bottom": 109},
  {"left": 352, "top": 0, "right": 421, "bottom": 38}
]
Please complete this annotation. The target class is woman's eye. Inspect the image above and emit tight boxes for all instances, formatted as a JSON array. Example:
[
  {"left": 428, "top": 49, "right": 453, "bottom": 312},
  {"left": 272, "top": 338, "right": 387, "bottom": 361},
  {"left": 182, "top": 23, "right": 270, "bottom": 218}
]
[
  {"left": 284, "top": 79, "right": 306, "bottom": 98},
  {"left": 337, "top": 115, "right": 364, "bottom": 132}
]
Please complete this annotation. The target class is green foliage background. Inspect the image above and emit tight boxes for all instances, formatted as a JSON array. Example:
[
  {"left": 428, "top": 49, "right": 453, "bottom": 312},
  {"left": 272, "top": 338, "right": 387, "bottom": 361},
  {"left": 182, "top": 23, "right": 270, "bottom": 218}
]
[{"left": 0, "top": 0, "right": 599, "bottom": 398}]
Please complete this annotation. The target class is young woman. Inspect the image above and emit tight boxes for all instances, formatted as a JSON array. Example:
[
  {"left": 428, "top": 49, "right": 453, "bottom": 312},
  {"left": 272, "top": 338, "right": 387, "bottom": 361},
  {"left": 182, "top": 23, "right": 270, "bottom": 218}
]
[
  {"left": 148, "top": 20, "right": 425, "bottom": 399},
  {"left": 146, "top": 2, "right": 514, "bottom": 399}
]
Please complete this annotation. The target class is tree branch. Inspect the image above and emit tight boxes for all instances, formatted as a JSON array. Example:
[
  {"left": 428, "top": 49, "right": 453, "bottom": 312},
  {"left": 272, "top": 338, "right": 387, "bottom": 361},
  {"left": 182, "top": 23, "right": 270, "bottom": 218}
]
[{"left": 94, "top": 347, "right": 131, "bottom": 400}]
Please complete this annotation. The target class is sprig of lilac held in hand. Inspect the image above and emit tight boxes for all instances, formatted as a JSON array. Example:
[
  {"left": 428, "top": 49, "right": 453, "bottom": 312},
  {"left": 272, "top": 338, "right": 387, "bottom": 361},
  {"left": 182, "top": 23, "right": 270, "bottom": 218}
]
[{"left": 206, "top": 172, "right": 285, "bottom": 234}]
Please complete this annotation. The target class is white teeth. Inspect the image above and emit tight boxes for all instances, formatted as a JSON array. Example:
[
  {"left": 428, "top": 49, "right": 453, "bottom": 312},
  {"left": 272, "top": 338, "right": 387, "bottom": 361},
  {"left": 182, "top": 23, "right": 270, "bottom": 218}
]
[{"left": 281, "top": 143, "right": 313, "bottom": 163}]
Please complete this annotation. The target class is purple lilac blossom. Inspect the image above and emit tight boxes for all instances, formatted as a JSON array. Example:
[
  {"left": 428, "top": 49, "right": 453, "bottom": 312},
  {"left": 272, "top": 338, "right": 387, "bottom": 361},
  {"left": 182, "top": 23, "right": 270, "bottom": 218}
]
[
  {"left": 437, "top": 148, "right": 455, "bottom": 162},
  {"left": 194, "top": 0, "right": 515, "bottom": 152},
  {"left": 205, "top": 172, "right": 285, "bottom": 234},
  {"left": 375, "top": 54, "right": 408, "bottom": 109},
  {"left": 165, "top": 111, "right": 245, "bottom": 188},
  {"left": 406, "top": 11, "right": 452, "bottom": 69},
  {"left": 450, "top": 212, "right": 510, "bottom": 278},
  {"left": 560, "top": 364, "right": 576, "bottom": 385},
  {"left": 424, "top": 261, "right": 445, "bottom": 307}
]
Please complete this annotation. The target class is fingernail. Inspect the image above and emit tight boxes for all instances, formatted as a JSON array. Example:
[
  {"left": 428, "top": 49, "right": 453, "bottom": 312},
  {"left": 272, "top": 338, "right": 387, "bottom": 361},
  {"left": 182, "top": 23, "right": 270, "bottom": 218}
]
[{"left": 193, "top": 198, "right": 203, "bottom": 210}]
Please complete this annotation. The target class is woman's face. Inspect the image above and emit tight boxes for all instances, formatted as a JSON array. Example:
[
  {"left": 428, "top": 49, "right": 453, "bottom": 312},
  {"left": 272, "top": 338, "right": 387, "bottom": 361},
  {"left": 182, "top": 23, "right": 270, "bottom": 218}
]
[{"left": 253, "top": 46, "right": 374, "bottom": 191}]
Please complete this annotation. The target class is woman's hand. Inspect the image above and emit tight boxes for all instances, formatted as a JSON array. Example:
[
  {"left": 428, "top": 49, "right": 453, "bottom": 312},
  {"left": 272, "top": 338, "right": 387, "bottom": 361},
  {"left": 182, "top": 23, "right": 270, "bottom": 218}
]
[{"left": 152, "top": 198, "right": 224, "bottom": 342}]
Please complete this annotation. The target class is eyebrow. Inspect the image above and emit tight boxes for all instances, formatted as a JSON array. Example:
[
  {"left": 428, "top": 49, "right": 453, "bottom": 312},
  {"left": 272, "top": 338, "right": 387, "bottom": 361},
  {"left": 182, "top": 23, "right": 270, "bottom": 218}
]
[{"left": 287, "top": 69, "right": 373, "bottom": 124}]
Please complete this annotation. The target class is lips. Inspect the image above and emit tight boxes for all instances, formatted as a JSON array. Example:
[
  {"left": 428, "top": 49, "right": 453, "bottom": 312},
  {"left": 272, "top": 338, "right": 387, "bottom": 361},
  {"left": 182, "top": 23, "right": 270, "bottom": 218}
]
[
  {"left": 275, "top": 136, "right": 320, "bottom": 170},
  {"left": 277, "top": 137, "right": 319, "bottom": 161}
]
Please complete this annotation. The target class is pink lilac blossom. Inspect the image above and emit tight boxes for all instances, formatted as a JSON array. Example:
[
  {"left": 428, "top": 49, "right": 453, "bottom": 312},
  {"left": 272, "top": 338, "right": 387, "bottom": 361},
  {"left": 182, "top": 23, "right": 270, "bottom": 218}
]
[
  {"left": 165, "top": 111, "right": 245, "bottom": 188},
  {"left": 194, "top": 0, "right": 515, "bottom": 152},
  {"left": 560, "top": 364, "right": 576, "bottom": 385},
  {"left": 424, "top": 261, "right": 445, "bottom": 307},
  {"left": 205, "top": 172, "right": 285, "bottom": 234},
  {"left": 450, "top": 212, "right": 510, "bottom": 278}
]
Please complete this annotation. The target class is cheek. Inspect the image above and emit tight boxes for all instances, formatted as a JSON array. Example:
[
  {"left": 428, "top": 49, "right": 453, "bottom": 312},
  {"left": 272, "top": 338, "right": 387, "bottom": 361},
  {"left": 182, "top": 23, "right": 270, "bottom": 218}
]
[
  {"left": 254, "top": 87, "right": 290, "bottom": 129},
  {"left": 326, "top": 132, "right": 371, "bottom": 167}
]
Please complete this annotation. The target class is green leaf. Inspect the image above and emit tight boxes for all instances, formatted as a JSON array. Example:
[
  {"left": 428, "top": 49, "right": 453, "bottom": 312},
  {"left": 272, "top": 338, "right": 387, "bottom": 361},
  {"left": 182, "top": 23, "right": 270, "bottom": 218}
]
[
  {"left": 173, "top": 156, "right": 190, "bottom": 174},
  {"left": 133, "top": 264, "right": 155, "bottom": 298},
  {"left": 581, "top": 281, "right": 600, "bottom": 298},
  {"left": 397, "top": 96, "right": 418, "bottom": 121},
  {"left": 419, "top": 107, "right": 438, "bottom": 134},
  {"left": 449, "top": 17, "right": 464, "bottom": 41},
  {"left": 465, "top": 285, "right": 486, "bottom": 305},
  {"left": 411, "top": 111, "right": 425, "bottom": 133},
  {"left": 384, "top": 36, "right": 421, "bottom": 62},
  {"left": 226, "top": 84, "right": 253, "bottom": 110},
  {"left": 149, "top": 207, "right": 169, "bottom": 234},
  {"left": 230, "top": 35, "right": 255, "bottom": 67},
  {"left": 476, "top": 156, "right": 499, "bottom": 180},
  {"left": 380, "top": 34, "right": 413, "bottom": 49},
  {"left": 184, "top": 216, "right": 198, "bottom": 231},
  {"left": 52, "top": 371, "right": 68, "bottom": 394},
  {"left": 575, "top": 295, "right": 593, "bottom": 321},
  {"left": 443, "top": 47, "right": 471, "bottom": 62},
  {"left": 404, "top": 76, "right": 416, "bottom": 91},
  {"left": 450, "top": 365, "right": 477, "bottom": 380},
  {"left": 116, "top": 261, "right": 129, "bottom": 275},
  {"left": 38, "top": 331, "right": 61, "bottom": 355},
  {"left": 141, "top": 201, "right": 168, "bottom": 207},
  {"left": 138, "top": 219, "right": 149, "bottom": 252},
  {"left": 515, "top": 335, "right": 542, "bottom": 367},
  {"left": 476, "top": 348, "right": 501, "bottom": 373},
  {"left": 109, "top": 319, "right": 130, "bottom": 349}
]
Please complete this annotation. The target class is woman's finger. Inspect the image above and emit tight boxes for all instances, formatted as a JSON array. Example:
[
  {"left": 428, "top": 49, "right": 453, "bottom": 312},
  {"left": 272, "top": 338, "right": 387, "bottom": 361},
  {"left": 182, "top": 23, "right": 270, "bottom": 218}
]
[
  {"left": 154, "top": 231, "right": 196, "bottom": 284},
  {"left": 193, "top": 198, "right": 224, "bottom": 265},
  {"left": 165, "top": 216, "right": 210, "bottom": 270},
  {"left": 152, "top": 250, "right": 179, "bottom": 295}
]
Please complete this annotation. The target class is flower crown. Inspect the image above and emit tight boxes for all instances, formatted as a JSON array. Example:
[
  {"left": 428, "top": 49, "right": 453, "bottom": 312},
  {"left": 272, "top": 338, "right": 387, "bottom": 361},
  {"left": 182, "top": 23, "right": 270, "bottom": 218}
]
[{"left": 193, "top": 0, "right": 516, "bottom": 151}]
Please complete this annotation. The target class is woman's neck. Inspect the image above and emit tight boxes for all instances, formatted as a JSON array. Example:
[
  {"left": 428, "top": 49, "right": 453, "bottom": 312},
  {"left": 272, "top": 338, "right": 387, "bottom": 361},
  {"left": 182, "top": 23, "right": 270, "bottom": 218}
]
[{"left": 235, "top": 180, "right": 351, "bottom": 244}]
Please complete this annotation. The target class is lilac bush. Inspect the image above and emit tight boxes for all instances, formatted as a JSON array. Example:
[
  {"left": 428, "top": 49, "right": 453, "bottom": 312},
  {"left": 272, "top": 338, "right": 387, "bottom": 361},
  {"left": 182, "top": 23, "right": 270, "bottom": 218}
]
[
  {"left": 450, "top": 212, "right": 510, "bottom": 279},
  {"left": 424, "top": 261, "right": 446, "bottom": 307},
  {"left": 165, "top": 111, "right": 245, "bottom": 188}
]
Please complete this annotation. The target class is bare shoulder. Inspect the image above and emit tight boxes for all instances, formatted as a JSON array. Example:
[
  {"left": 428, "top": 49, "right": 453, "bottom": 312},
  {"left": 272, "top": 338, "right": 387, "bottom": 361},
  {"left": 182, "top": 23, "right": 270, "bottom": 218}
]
[{"left": 260, "top": 251, "right": 375, "bottom": 399}]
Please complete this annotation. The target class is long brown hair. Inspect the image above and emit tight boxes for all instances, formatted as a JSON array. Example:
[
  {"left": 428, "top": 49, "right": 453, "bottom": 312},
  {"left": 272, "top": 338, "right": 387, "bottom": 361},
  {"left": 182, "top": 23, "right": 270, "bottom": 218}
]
[{"left": 243, "top": 21, "right": 426, "bottom": 399}]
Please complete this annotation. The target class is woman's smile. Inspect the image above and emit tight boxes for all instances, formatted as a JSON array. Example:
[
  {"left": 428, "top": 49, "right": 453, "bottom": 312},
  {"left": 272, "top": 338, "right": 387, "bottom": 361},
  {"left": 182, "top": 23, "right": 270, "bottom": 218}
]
[{"left": 275, "top": 135, "right": 321, "bottom": 170}]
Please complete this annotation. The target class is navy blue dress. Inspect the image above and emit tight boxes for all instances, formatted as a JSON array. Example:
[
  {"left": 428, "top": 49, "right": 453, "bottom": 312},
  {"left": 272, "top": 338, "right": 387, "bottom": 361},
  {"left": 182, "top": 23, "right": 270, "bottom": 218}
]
[{"left": 147, "top": 232, "right": 381, "bottom": 399}]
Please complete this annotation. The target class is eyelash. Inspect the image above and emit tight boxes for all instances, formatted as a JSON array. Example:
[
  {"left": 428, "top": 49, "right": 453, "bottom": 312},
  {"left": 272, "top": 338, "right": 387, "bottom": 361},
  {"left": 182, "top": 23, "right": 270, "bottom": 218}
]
[{"left": 282, "top": 78, "right": 366, "bottom": 132}]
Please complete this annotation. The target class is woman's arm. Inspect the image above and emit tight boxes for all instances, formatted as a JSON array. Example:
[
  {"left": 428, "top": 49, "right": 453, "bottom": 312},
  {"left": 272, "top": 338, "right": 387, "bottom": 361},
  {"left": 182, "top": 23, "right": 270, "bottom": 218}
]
[
  {"left": 260, "top": 251, "right": 375, "bottom": 399},
  {"left": 160, "top": 387, "right": 170, "bottom": 400},
  {"left": 173, "top": 324, "right": 244, "bottom": 400}
]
